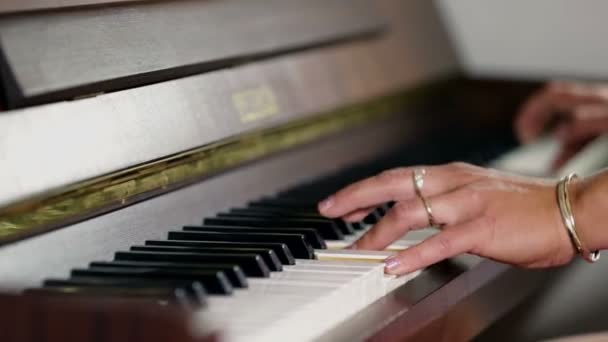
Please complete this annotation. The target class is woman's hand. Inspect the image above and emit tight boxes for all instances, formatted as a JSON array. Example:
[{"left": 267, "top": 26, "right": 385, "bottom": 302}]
[
  {"left": 318, "top": 163, "right": 577, "bottom": 275},
  {"left": 516, "top": 81, "right": 608, "bottom": 169}
]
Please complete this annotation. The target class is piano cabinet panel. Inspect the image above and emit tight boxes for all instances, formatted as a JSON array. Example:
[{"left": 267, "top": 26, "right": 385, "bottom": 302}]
[
  {"left": 318, "top": 256, "right": 549, "bottom": 342},
  {"left": 0, "top": 293, "right": 218, "bottom": 342},
  {"left": 369, "top": 262, "right": 549, "bottom": 341},
  {"left": 0, "top": 1, "right": 144, "bottom": 14}
]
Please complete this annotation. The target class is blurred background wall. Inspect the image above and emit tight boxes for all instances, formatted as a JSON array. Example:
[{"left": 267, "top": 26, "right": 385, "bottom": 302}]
[{"left": 436, "top": 0, "right": 608, "bottom": 81}]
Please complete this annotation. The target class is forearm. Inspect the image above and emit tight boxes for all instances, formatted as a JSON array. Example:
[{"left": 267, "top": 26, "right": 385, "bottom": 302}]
[{"left": 573, "top": 168, "right": 608, "bottom": 252}]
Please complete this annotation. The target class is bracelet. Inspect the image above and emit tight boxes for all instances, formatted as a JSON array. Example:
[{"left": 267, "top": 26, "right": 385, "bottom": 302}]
[{"left": 556, "top": 173, "right": 600, "bottom": 263}]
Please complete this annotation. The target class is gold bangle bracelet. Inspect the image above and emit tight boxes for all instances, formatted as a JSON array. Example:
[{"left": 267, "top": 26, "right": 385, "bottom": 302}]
[{"left": 557, "top": 173, "right": 600, "bottom": 263}]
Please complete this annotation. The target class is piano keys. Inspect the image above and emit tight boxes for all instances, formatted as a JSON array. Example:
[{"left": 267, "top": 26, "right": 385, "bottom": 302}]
[{"left": 7, "top": 140, "right": 536, "bottom": 341}]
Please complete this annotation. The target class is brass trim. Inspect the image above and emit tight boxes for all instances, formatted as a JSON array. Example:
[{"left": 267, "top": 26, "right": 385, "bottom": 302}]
[{"left": 0, "top": 83, "right": 445, "bottom": 245}]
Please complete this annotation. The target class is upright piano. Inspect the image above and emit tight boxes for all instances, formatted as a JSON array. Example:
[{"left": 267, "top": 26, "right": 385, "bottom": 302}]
[{"left": 0, "top": 0, "right": 575, "bottom": 341}]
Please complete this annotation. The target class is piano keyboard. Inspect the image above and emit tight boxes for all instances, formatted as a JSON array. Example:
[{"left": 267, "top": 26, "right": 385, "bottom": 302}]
[
  {"left": 22, "top": 156, "right": 450, "bottom": 341},
  {"left": 18, "top": 133, "right": 516, "bottom": 341}
]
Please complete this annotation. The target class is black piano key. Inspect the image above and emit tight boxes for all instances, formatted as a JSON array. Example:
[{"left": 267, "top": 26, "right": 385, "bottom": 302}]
[
  {"left": 130, "top": 245, "right": 282, "bottom": 272},
  {"left": 363, "top": 209, "right": 383, "bottom": 224},
  {"left": 240, "top": 207, "right": 365, "bottom": 231},
  {"left": 220, "top": 210, "right": 356, "bottom": 235},
  {"left": 248, "top": 198, "right": 319, "bottom": 210},
  {"left": 115, "top": 250, "right": 271, "bottom": 277},
  {"left": 25, "top": 285, "right": 205, "bottom": 307},
  {"left": 363, "top": 202, "right": 394, "bottom": 224},
  {"left": 183, "top": 225, "right": 326, "bottom": 249},
  {"left": 245, "top": 205, "right": 319, "bottom": 216},
  {"left": 376, "top": 205, "right": 387, "bottom": 216},
  {"left": 349, "top": 222, "right": 365, "bottom": 231},
  {"left": 232, "top": 207, "right": 316, "bottom": 216},
  {"left": 167, "top": 231, "right": 315, "bottom": 260},
  {"left": 203, "top": 217, "right": 344, "bottom": 240},
  {"left": 143, "top": 240, "right": 295, "bottom": 265},
  {"left": 43, "top": 279, "right": 207, "bottom": 306},
  {"left": 89, "top": 260, "right": 248, "bottom": 289},
  {"left": 71, "top": 267, "right": 233, "bottom": 295}
]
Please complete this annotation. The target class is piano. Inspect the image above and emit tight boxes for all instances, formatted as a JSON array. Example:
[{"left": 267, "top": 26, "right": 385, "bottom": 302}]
[{"left": 1, "top": 1, "right": 601, "bottom": 341}]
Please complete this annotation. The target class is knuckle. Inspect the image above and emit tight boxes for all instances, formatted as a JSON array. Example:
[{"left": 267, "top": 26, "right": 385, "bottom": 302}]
[
  {"left": 378, "top": 168, "right": 409, "bottom": 182},
  {"left": 435, "top": 235, "right": 453, "bottom": 255},
  {"left": 376, "top": 168, "right": 410, "bottom": 197},
  {"left": 447, "top": 161, "right": 471, "bottom": 171},
  {"left": 470, "top": 187, "right": 483, "bottom": 205},
  {"left": 460, "top": 185, "right": 482, "bottom": 206},
  {"left": 407, "top": 246, "right": 425, "bottom": 266}
]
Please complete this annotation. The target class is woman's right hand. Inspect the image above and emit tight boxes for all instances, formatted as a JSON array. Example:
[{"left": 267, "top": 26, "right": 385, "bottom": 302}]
[
  {"left": 515, "top": 82, "right": 608, "bottom": 169},
  {"left": 318, "top": 163, "right": 581, "bottom": 275}
]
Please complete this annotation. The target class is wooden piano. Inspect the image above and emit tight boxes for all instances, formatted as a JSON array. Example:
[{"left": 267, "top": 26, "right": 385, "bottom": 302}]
[{"left": 0, "top": 0, "right": 564, "bottom": 341}]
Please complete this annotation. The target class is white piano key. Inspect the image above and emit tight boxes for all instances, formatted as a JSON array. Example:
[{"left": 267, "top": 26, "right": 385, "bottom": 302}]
[
  {"left": 314, "top": 248, "right": 396, "bottom": 262},
  {"left": 249, "top": 264, "right": 387, "bottom": 342},
  {"left": 191, "top": 246, "right": 423, "bottom": 341},
  {"left": 292, "top": 258, "right": 379, "bottom": 268},
  {"left": 326, "top": 226, "right": 440, "bottom": 250}
]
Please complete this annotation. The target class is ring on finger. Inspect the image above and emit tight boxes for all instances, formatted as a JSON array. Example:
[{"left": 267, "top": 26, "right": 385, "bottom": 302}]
[{"left": 412, "top": 168, "right": 439, "bottom": 227}]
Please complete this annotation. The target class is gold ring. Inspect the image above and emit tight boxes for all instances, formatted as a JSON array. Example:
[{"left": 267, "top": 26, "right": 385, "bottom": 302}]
[
  {"left": 413, "top": 168, "right": 426, "bottom": 197},
  {"left": 420, "top": 195, "right": 437, "bottom": 227},
  {"left": 412, "top": 168, "right": 437, "bottom": 227}
]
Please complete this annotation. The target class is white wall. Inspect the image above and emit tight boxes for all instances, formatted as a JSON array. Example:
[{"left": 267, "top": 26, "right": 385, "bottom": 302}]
[{"left": 436, "top": 0, "right": 608, "bottom": 80}]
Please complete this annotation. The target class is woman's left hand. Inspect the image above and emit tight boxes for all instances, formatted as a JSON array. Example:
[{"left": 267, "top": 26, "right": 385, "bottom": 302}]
[{"left": 318, "top": 163, "right": 576, "bottom": 275}]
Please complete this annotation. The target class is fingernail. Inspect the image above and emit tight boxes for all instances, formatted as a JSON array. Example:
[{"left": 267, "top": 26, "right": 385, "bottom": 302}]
[
  {"left": 347, "top": 243, "right": 358, "bottom": 250},
  {"left": 384, "top": 256, "right": 401, "bottom": 274},
  {"left": 319, "top": 196, "right": 334, "bottom": 212}
]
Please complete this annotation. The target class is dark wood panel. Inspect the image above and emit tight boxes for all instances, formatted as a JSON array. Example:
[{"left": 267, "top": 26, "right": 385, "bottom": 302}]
[
  {"left": 0, "top": 0, "right": 384, "bottom": 108},
  {"left": 0, "top": 293, "right": 218, "bottom": 342}
]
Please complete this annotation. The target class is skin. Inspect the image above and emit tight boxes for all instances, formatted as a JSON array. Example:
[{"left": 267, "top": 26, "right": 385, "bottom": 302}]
[
  {"left": 516, "top": 81, "right": 608, "bottom": 169},
  {"left": 317, "top": 82, "right": 608, "bottom": 275},
  {"left": 318, "top": 164, "right": 608, "bottom": 275}
]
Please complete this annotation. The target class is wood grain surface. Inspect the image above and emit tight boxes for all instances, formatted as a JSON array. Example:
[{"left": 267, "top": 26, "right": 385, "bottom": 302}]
[
  {"left": 0, "top": 0, "right": 384, "bottom": 107},
  {"left": 0, "top": 293, "right": 218, "bottom": 342}
]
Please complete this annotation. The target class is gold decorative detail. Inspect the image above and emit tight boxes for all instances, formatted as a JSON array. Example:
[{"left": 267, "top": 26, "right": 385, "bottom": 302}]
[
  {"left": 232, "top": 85, "right": 280, "bottom": 123},
  {"left": 0, "top": 83, "right": 445, "bottom": 245}
]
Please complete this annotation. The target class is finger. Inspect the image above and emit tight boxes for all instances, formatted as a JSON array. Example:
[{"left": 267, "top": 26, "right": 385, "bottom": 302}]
[
  {"left": 384, "top": 221, "right": 479, "bottom": 275},
  {"left": 318, "top": 167, "right": 428, "bottom": 218},
  {"left": 319, "top": 164, "right": 474, "bottom": 218},
  {"left": 342, "top": 207, "right": 376, "bottom": 222},
  {"left": 516, "top": 86, "right": 558, "bottom": 143},
  {"left": 515, "top": 83, "right": 607, "bottom": 143},
  {"left": 560, "top": 105, "right": 608, "bottom": 144},
  {"left": 354, "top": 186, "right": 484, "bottom": 250}
]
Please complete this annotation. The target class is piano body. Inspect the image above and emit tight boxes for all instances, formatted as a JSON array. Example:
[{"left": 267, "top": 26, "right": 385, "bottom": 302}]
[{"left": 0, "top": 0, "right": 583, "bottom": 341}]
